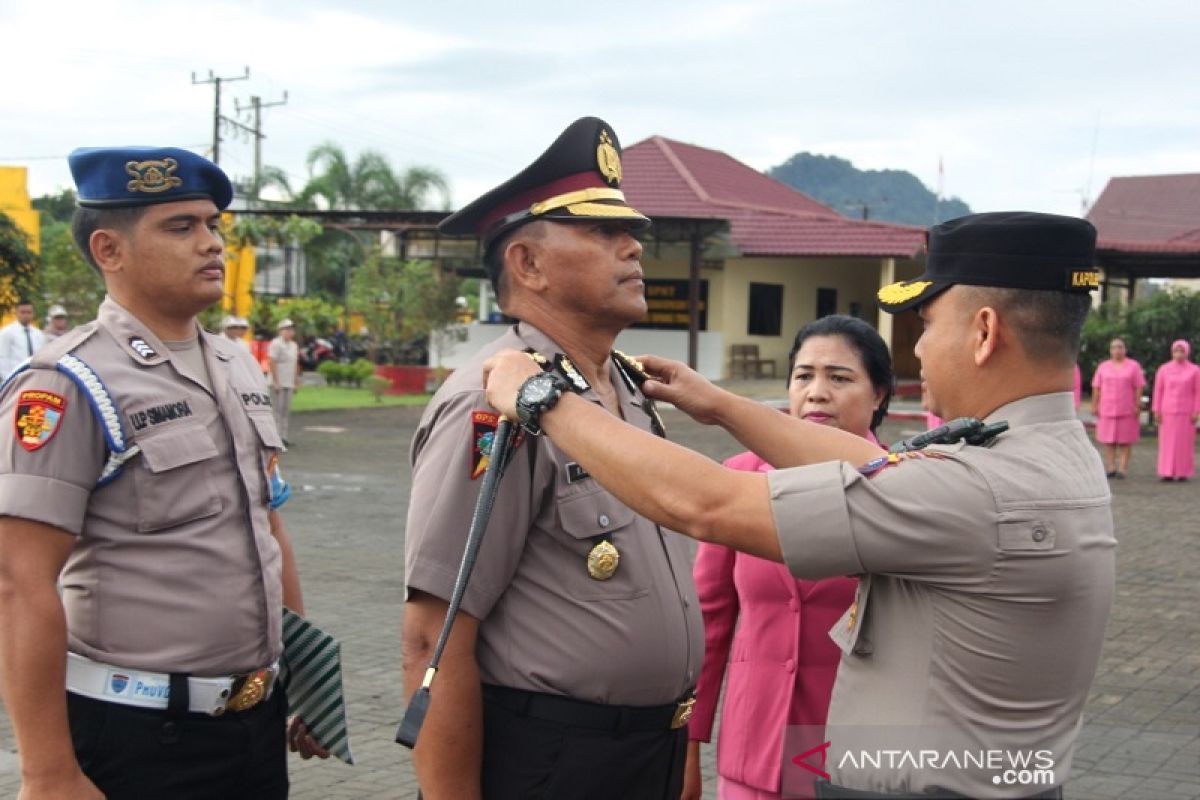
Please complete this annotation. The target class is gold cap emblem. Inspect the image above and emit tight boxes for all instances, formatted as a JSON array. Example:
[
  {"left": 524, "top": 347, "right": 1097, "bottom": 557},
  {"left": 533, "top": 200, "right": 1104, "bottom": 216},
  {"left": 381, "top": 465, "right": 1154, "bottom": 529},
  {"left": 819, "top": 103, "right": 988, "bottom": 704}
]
[
  {"left": 596, "top": 129, "right": 622, "bottom": 186},
  {"left": 878, "top": 280, "right": 933, "bottom": 306},
  {"left": 125, "top": 158, "right": 183, "bottom": 194},
  {"left": 587, "top": 539, "right": 620, "bottom": 580}
]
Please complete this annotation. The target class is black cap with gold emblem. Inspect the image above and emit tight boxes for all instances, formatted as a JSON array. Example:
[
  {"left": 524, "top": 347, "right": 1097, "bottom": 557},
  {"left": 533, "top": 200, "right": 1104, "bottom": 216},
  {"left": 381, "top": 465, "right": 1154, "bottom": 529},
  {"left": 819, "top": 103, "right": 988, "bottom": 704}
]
[
  {"left": 438, "top": 116, "right": 650, "bottom": 251},
  {"left": 877, "top": 211, "right": 1099, "bottom": 314}
]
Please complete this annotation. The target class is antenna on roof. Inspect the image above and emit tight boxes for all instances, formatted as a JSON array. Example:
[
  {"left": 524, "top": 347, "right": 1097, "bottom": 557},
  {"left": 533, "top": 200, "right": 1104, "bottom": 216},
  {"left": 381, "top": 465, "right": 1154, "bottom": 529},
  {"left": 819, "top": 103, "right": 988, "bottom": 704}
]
[{"left": 1081, "top": 112, "right": 1101, "bottom": 216}]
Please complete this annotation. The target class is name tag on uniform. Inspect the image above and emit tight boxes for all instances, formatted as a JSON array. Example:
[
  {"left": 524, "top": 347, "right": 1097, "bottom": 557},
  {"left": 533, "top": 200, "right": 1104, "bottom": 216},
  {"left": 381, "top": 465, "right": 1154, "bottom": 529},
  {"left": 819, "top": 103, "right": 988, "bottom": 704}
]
[{"left": 566, "top": 462, "right": 590, "bottom": 484}]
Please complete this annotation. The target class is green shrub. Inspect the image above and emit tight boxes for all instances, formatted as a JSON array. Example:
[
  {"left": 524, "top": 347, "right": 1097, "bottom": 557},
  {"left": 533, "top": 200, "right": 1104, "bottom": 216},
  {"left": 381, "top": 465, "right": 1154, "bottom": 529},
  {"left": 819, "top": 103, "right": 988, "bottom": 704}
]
[
  {"left": 349, "top": 358, "right": 376, "bottom": 386},
  {"left": 365, "top": 375, "right": 392, "bottom": 402},
  {"left": 317, "top": 360, "right": 346, "bottom": 386}
]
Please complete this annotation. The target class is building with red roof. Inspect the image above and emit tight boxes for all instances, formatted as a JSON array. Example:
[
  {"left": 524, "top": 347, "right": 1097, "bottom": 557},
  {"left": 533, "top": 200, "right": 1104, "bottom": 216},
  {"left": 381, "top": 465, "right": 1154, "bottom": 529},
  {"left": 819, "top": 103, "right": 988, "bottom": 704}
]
[
  {"left": 619, "top": 135, "right": 926, "bottom": 378},
  {"left": 1087, "top": 173, "right": 1200, "bottom": 300}
]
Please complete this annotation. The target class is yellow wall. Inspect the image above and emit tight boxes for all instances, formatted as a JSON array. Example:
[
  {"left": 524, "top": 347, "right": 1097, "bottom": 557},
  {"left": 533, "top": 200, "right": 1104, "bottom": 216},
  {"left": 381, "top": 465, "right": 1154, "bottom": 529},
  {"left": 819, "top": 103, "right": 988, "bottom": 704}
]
[
  {"left": 644, "top": 246, "right": 915, "bottom": 377},
  {"left": 0, "top": 167, "right": 40, "bottom": 254}
]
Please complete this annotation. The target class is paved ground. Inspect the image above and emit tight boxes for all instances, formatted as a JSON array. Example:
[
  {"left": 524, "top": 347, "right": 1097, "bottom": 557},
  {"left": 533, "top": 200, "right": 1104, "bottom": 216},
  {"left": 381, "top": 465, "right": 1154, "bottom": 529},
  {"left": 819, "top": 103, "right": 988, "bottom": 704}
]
[{"left": 1, "top": 387, "right": 1197, "bottom": 798}]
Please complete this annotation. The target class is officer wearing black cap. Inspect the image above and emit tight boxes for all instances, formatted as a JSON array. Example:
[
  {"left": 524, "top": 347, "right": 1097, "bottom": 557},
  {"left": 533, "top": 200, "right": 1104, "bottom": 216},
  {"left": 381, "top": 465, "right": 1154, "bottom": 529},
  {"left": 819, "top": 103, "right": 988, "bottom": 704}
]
[
  {"left": 481, "top": 211, "right": 1114, "bottom": 799},
  {"left": 402, "top": 117, "right": 703, "bottom": 799},
  {"left": 0, "top": 146, "right": 326, "bottom": 800}
]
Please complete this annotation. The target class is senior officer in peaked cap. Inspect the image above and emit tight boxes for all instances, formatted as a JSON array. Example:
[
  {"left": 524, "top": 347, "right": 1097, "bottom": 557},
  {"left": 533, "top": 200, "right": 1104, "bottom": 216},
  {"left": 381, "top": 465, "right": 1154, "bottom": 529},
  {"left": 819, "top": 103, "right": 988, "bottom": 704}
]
[
  {"left": 482, "top": 212, "right": 1114, "bottom": 799},
  {"left": 402, "top": 117, "right": 703, "bottom": 800},
  {"left": 0, "top": 146, "right": 327, "bottom": 800}
]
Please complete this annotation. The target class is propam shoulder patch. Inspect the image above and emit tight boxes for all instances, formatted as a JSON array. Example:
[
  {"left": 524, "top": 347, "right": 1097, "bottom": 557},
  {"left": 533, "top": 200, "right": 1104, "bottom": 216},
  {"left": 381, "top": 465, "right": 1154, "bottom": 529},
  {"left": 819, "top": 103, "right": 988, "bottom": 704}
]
[
  {"left": 15, "top": 390, "right": 67, "bottom": 452},
  {"left": 470, "top": 410, "right": 499, "bottom": 480}
]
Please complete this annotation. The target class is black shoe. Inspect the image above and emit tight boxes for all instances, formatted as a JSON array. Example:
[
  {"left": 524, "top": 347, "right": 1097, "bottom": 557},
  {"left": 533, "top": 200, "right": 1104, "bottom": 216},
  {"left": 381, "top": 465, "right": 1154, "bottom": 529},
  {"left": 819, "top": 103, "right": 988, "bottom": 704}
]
[
  {"left": 1114, "top": 471, "right": 1126, "bottom": 479},
  {"left": 1106, "top": 470, "right": 1117, "bottom": 478}
]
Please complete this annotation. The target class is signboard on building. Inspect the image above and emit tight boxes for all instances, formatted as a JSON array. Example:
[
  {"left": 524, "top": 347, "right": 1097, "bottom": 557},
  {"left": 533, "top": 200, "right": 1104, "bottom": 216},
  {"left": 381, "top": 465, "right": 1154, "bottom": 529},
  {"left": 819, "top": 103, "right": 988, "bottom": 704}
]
[{"left": 634, "top": 279, "right": 708, "bottom": 330}]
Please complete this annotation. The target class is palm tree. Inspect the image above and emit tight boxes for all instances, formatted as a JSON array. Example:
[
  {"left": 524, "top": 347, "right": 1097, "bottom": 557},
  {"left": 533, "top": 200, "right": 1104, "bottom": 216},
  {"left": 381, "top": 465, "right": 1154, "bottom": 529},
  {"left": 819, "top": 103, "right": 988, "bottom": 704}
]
[{"left": 298, "top": 142, "right": 449, "bottom": 211}]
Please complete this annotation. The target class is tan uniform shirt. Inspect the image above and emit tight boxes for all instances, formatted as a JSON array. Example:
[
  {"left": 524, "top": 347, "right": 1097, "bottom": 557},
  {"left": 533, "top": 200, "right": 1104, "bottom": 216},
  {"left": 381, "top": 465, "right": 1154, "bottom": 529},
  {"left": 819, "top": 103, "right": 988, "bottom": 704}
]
[
  {"left": 268, "top": 337, "right": 299, "bottom": 389},
  {"left": 405, "top": 322, "right": 703, "bottom": 706},
  {"left": 0, "top": 297, "right": 286, "bottom": 676},
  {"left": 768, "top": 392, "right": 1115, "bottom": 797}
]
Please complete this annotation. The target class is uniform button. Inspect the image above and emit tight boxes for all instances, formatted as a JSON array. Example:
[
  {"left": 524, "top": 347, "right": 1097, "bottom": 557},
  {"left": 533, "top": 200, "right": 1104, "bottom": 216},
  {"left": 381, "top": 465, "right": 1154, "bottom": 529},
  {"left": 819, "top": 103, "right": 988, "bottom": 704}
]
[
  {"left": 598, "top": 513, "right": 610, "bottom": 528},
  {"left": 789, "top": 599, "right": 799, "bottom": 612},
  {"left": 785, "top": 659, "right": 796, "bottom": 673},
  {"left": 1032, "top": 527, "right": 1047, "bottom": 543}
]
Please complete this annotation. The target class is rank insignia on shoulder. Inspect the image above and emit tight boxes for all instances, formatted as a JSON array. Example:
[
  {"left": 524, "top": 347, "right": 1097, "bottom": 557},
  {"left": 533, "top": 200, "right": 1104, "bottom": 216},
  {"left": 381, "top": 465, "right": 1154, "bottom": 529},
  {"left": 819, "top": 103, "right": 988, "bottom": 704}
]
[
  {"left": 128, "top": 337, "right": 158, "bottom": 360},
  {"left": 15, "top": 390, "right": 67, "bottom": 452},
  {"left": 523, "top": 349, "right": 549, "bottom": 367},
  {"left": 554, "top": 354, "right": 590, "bottom": 393},
  {"left": 858, "top": 452, "right": 901, "bottom": 477}
]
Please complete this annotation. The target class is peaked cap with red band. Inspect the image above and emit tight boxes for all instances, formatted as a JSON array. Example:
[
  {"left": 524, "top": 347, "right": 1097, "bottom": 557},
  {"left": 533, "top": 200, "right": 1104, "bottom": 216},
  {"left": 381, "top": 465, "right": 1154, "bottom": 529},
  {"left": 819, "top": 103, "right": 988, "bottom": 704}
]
[{"left": 437, "top": 116, "right": 650, "bottom": 251}]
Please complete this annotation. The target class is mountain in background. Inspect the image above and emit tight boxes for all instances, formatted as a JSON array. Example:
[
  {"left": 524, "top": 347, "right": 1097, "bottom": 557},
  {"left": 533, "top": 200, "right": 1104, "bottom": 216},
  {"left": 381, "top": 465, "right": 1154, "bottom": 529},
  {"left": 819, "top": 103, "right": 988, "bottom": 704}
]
[{"left": 767, "top": 152, "right": 972, "bottom": 226}]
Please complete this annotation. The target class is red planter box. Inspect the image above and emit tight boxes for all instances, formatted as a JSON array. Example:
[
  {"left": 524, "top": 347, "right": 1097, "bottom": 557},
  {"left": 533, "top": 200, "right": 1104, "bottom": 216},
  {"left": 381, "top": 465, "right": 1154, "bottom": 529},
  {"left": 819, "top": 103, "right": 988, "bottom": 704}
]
[{"left": 373, "top": 365, "right": 438, "bottom": 395}]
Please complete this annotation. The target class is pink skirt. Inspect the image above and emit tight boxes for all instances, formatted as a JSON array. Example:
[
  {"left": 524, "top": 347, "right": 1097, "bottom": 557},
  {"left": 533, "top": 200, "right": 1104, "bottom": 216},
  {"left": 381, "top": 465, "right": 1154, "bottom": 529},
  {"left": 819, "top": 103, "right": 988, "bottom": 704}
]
[
  {"left": 1097, "top": 414, "right": 1140, "bottom": 445},
  {"left": 1157, "top": 414, "right": 1197, "bottom": 478}
]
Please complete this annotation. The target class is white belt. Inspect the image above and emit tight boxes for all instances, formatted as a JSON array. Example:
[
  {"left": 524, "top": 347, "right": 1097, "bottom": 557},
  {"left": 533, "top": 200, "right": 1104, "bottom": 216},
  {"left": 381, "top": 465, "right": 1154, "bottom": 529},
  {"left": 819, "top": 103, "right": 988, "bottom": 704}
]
[{"left": 65, "top": 652, "right": 278, "bottom": 717}]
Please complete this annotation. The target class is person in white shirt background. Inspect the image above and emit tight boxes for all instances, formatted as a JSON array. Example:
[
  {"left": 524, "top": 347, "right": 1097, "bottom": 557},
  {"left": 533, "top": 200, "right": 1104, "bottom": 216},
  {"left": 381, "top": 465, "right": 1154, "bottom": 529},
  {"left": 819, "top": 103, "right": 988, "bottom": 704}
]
[
  {"left": 42, "top": 305, "right": 70, "bottom": 343},
  {"left": 0, "top": 300, "right": 46, "bottom": 380}
]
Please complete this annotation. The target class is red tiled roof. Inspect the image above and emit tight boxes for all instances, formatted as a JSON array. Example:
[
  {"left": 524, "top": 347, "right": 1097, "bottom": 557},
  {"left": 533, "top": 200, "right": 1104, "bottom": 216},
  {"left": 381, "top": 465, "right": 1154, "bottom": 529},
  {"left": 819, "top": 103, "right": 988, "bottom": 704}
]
[
  {"left": 1088, "top": 174, "right": 1200, "bottom": 251},
  {"left": 622, "top": 135, "right": 925, "bottom": 258}
]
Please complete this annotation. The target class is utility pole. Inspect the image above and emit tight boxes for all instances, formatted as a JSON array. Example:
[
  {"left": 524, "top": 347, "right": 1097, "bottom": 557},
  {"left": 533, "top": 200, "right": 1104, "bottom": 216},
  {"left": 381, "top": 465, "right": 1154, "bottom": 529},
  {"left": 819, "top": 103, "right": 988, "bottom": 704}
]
[
  {"left": 191, "top": 67, "right": 250, "bottom": 164},
  {"left": 234, "top": 92, "right": 289, "bottom": 201}
]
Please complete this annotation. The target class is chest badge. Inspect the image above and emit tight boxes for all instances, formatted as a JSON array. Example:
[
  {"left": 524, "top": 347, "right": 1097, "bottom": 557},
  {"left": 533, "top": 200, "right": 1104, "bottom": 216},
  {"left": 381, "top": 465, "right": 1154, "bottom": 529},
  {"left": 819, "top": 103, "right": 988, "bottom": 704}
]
[
  {"left": 14, "top": 390, "right": 67, "bottom": 452},
  {"left": 587, "top": 539, "right": 620, "bottom": 581}
]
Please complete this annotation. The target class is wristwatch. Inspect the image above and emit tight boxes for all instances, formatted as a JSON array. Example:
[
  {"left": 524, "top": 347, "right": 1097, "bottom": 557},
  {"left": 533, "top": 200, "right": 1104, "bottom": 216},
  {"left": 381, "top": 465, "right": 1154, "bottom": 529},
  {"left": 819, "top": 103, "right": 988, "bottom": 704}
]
[{"left": 515, "top": 372, "right": 570, "bottom": 436}]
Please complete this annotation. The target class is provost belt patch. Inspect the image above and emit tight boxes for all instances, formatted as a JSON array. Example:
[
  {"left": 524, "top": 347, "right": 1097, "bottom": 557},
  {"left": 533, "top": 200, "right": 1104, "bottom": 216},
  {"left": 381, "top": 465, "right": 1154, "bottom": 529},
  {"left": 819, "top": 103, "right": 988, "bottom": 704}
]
[{"left": 15, "top": 390, "right": 67, "bottom": 452}]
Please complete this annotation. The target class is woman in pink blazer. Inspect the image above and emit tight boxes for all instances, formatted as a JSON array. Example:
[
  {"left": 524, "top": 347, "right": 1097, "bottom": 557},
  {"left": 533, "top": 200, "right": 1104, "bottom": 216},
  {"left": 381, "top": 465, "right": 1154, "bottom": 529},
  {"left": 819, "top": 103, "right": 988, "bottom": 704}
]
[
  {"left": 1152, "top": 339, "right": 1200, "bottom": 481},
  {"left": 682, "top": 315, "right": 894, "bottom": 800},
  {"left": 1092, "top": 337, "right": 1146, "bottom": 478}
]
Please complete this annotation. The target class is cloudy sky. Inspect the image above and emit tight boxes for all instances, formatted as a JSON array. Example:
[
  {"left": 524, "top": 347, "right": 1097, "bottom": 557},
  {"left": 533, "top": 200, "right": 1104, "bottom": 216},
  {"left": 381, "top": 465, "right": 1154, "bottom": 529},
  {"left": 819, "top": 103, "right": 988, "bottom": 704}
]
[{"left": 2, "top": 0, "right": 1197, "bottom": 218}]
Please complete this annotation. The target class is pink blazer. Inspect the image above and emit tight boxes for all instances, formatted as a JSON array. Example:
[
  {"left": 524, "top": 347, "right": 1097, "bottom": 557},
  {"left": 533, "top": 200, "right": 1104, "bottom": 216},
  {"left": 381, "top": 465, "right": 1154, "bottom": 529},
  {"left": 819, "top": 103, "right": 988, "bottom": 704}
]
[{"left": 688, "top": 451, "right": 858, "bottom": 792}]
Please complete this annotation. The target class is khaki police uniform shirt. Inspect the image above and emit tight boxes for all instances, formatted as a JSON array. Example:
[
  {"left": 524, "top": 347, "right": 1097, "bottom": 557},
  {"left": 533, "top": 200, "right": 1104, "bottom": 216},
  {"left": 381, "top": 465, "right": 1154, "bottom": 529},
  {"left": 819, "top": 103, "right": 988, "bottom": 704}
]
[
  {"left": 767, "top": 392, "right": 1115, "bottom": 797},
  {"left": 0, "top": 297, "right": 286, "bottom": 676},
  {"left": 405, "top": 322, "right": 703, "bottom": 706}
]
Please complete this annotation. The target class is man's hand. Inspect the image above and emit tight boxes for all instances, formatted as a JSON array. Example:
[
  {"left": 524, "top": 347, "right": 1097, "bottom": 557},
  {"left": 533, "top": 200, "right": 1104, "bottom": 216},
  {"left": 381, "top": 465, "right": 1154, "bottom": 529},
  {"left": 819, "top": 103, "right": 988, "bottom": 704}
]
[
  {"left": 481, "top": 350, "right": 543, "bottom": 418},
  {"left": 636, "top": 354, "right": 728, "bottom": 425},
  {"left": 19, "top": 768, "right": 104, "bottom": 800},
  {"left": 287, "top": 715, "right": 330, "bottom": 760}
]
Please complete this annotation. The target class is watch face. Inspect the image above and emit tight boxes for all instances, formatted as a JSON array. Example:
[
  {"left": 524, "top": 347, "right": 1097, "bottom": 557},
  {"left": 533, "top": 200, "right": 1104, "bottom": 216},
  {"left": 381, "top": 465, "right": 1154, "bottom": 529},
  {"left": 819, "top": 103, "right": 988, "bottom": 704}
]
[{"left": 522, "top": 374, "right": 554, "bottom": 403}]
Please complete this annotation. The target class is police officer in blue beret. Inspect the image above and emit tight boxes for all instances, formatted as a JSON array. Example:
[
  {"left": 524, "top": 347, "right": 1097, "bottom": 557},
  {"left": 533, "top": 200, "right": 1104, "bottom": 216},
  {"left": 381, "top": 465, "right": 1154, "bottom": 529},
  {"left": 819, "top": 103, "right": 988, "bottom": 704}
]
[
  {"left": 0, "top": 147, "right": 327, "bottom": 800},
  {"left": 483, "top": 212, "right": 1114, "bottom": 799}
]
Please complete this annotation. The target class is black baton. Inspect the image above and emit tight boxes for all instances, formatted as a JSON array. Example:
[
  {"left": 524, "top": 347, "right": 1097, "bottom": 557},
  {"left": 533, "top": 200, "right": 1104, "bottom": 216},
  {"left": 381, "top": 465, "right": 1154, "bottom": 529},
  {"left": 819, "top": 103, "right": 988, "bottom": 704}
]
[{"left": 396, "top": 416, "right": 518, "bottom": 749}]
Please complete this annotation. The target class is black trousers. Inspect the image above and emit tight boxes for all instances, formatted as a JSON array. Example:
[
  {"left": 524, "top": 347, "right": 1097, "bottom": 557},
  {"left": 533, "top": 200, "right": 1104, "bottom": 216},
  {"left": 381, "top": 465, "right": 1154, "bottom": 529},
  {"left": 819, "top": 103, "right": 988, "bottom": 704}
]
[
  {"left": 479, "top": 691, "right": 688, "bottom": 800},
  {"left": 67, "top": 687, "right": 288, "bottom": 800}
]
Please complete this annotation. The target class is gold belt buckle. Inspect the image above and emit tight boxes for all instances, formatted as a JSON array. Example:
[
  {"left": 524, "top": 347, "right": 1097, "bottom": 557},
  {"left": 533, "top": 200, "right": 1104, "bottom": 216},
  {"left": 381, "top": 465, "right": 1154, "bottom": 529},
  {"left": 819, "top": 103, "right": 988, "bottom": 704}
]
[
  {"left": 670, "top": 697, "right": 696, "bottom": 729},
  {"left": 225, "top": 667, "right": 276, "bottom": 713}
]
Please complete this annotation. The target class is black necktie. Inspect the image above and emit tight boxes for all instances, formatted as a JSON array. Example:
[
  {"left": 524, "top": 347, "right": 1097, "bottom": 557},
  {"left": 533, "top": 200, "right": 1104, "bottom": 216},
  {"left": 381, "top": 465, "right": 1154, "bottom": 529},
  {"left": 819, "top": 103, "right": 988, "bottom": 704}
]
[{"left": 23, "top": 326, "right": 32, "bottom": 357}]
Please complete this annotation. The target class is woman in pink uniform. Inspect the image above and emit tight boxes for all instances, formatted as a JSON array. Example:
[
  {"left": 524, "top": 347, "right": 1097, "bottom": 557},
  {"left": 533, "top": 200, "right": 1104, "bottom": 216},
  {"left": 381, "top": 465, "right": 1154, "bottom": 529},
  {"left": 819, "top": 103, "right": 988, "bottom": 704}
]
[
  {"left": 1092, "top": 337, "right": 1146, "bottom": 478},
  {"left": 1152, "top": 339, "right": 1200, "bottom": 481},
  {"left": 681, "top": 315, "right": 893, "bottom": 800}
]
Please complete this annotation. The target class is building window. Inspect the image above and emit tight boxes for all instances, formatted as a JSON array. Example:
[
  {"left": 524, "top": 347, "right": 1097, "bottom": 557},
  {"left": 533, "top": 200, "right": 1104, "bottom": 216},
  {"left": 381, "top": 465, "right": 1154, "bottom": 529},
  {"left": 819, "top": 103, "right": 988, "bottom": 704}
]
[
  {"left": 747, "top": 283, "right": 783, "bottom": 336},
  {"left": 817, "top": 287, "right": 838, "bottom": 318}
]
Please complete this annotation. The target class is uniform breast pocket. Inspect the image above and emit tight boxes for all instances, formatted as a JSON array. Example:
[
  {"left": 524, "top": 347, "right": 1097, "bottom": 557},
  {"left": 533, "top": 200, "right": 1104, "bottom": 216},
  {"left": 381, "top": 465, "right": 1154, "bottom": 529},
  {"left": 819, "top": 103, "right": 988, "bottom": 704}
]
[
  {"left": 555, "top": 490, "right": 649, "bottom": 601},
  {"left": 132, "top": 424, "right": 222, "bottom": 532}
]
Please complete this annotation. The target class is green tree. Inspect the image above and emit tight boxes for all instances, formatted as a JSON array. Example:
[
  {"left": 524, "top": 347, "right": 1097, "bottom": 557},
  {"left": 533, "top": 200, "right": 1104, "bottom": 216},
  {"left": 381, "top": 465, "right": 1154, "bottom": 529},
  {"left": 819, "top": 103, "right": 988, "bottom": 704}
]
[
  {"left": 248, "top": 295, "right": 344, "bottom": 341},
  {"left": 37, "top": 220, "right": 105, "bottom": 322},
  {"left": 297, "top": 142, "right": 450, "bottom": 211},
  {"left": 32, "top": 189, "right": 78, "bottom": 225},
  {"left": 347, "top": 251, "right": 462, "bottom": 364},
  {"left": 0, "top": 212, "right": 39, "bottom": 314},
  {"left": 1080, "top": 289, "right": 1200, "bottom": 393}
]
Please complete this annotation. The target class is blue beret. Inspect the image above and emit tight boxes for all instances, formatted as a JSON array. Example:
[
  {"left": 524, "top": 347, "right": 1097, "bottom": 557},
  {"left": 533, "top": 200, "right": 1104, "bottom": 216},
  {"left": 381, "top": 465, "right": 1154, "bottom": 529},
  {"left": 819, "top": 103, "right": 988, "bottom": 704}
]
[
  {"left": 69, "top": 146, "right": 233, "bottom": 210},
  {"left": 877, "top": 211, "right": 1099, "bottom": 313}
]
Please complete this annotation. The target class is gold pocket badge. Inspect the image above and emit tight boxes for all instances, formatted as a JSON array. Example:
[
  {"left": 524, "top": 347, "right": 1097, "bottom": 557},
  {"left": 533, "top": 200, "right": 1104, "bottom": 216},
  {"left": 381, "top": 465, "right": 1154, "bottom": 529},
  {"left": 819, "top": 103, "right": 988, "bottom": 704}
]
[{"left": 587, "top": 540, "right": 620, "bottom": 580}]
